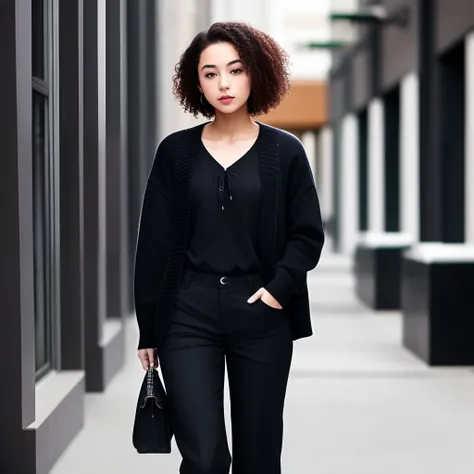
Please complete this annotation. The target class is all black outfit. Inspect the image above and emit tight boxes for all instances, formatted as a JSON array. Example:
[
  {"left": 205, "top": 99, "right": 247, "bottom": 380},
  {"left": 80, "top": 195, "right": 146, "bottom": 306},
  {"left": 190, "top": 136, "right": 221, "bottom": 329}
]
[
  {"left": 134, "top": 122, "right": 325, "bottom": 474},
  {"left": 184, "top": 137, "right": 262, "bottom": 275}
]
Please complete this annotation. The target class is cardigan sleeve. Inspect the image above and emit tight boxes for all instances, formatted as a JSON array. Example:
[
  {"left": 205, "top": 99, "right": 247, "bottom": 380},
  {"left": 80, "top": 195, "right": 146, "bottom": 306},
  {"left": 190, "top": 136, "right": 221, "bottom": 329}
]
[
  {"left": 264, "top": 141, "right": 325, "bottom": 307},
  {"left": 134, "top": 139, "right": 174, "bottom": 349}
]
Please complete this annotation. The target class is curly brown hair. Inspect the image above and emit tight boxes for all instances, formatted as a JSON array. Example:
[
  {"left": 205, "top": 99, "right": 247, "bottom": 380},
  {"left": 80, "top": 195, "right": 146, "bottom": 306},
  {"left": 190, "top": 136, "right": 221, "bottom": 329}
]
[{"left": 172, "top": 22, "right": 291, "bottom": 119}]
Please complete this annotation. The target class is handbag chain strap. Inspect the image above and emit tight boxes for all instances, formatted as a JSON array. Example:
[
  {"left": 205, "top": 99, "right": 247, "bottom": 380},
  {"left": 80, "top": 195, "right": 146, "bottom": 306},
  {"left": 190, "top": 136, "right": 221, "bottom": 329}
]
[{"left": 146, "top": 365, "right": 155, "bottom": 397}]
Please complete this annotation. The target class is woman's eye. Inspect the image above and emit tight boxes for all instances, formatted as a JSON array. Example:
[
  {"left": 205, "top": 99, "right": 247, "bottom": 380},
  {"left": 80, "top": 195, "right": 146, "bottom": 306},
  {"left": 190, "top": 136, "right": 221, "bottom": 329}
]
[
  {"left": 231, "top": 68, "right": 243, "bottom": 74},
  {"left": 205, "top": 72, "right": 216, "bottom": 78}
]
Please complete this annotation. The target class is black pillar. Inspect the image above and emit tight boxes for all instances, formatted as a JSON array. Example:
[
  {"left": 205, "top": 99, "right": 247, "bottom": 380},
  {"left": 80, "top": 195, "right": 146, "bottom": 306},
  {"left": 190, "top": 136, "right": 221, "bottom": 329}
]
[
  {"left": 418, "top": 0, "right": 443, "bottom": 241},
  {"left": 83, "top": 0, "right": 128, "bottom": 392},
  {"left": 418, "top": 0, "right": 466, "bottom": 242},
  {"left": 439, "top": 42, "right": 465, "bottom": 242},
  {"left": 126, "top": 0, "right": 158, "bottom": 318},
  {"left": 383, "top": 86, "right": 401, "bottom": 232},
  {"left": 83, "top": 0, "right": 106, "bottom": 391},
  {"left": 126, "top": 0, "right": 141, "bottom": 311},
  {"left": 0, "top": 0, "right": 35, "bottom": 471},
  {"left": 59, "top": 0, "right": 85, "bottom": 371},
  {"left": 358, "top": 108, "right": 369, "bottom": 231},
  {"left": 145, "top": 0, "right": 157, "bottom": 171},
  {"left": 106, "top": 0, "right": 129, "bottom": 320}
]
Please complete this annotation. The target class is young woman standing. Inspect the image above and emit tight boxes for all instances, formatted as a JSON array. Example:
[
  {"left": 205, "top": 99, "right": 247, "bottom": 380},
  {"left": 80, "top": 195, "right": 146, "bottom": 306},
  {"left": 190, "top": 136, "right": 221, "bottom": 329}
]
[{"left": 134, "top": 21, "right": 325, "bottom": 474}]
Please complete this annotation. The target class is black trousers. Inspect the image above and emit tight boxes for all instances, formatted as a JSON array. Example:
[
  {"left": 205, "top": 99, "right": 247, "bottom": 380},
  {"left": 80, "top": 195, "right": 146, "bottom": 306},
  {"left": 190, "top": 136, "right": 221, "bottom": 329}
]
[{"left": 158, "top": 269, "right": 293, "bottom": 474}]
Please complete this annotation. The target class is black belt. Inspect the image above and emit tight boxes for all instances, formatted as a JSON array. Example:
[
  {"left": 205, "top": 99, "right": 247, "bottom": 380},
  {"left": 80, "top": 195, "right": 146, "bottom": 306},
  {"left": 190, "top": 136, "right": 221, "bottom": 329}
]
[{"left": 181, "top": 268, "right": 263, "bottom": 289}]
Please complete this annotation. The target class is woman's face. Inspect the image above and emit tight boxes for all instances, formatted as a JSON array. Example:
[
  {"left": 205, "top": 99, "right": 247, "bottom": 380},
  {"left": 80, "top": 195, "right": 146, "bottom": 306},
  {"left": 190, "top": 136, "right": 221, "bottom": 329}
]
[{"left": 197, "top": 41, "right": 251, "bottom": 116}]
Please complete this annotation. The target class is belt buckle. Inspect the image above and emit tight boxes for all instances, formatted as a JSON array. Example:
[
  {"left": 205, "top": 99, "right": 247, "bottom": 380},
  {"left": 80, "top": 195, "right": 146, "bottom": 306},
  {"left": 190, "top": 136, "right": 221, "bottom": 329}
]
[{"left": 219, "top": 276, "right": 229, "bottom": 285}]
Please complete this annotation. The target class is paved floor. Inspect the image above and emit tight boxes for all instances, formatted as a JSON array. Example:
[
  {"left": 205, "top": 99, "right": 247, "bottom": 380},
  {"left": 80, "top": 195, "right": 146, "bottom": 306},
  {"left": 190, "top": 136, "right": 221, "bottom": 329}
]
[{"left": 51, "top": 251, "right": 474, "bottom": 473}]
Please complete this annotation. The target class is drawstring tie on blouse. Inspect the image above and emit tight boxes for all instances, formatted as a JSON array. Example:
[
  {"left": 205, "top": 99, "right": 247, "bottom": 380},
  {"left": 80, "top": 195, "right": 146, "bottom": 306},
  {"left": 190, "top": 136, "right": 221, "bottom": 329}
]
[{"left": 213, "top": 169, "right": 236, "bottom": 211}]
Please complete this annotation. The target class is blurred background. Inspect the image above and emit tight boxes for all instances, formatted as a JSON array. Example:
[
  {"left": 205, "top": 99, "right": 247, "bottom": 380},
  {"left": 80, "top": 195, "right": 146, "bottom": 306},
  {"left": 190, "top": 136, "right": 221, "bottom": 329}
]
[{"left": 2, "top": 0, "right": 474, "bottom": 473}]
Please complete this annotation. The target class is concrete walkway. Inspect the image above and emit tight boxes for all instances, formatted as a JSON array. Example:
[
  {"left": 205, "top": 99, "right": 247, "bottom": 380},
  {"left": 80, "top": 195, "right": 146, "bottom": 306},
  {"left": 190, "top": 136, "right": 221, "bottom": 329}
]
[{"left": 51, "top": 251, "right": 474, "bottom": 473}]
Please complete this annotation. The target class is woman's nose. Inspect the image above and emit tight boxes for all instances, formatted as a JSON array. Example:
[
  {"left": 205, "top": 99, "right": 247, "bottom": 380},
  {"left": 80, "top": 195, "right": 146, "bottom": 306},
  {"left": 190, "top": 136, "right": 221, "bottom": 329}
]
[{"left": 219, "top": 76, "right": 230, "bottom": 91}]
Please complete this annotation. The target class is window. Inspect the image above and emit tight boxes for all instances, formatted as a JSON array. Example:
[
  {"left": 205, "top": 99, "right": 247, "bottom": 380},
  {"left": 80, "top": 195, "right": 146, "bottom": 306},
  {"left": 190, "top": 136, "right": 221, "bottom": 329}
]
[{"left": 32, "top": 0, "right": 58, "bottom": 379}]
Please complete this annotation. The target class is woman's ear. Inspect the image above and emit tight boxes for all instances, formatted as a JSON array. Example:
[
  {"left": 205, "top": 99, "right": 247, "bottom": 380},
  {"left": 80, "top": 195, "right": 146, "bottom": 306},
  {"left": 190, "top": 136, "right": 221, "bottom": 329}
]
[{"left": 197, "top": 84, "right": 203, "bottom": 94}]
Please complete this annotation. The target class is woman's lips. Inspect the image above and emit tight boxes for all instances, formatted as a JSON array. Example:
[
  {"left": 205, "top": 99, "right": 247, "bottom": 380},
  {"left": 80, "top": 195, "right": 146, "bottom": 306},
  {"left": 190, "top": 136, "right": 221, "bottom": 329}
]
[{"left": 218, "top": 97, "right": 234, "bottom": 105}]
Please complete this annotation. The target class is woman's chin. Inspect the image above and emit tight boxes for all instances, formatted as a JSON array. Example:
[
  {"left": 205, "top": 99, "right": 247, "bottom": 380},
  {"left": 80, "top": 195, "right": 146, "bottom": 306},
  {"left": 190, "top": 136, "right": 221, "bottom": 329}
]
[{"left": 214, "top": 102, "right": 246, "bottom": 116}]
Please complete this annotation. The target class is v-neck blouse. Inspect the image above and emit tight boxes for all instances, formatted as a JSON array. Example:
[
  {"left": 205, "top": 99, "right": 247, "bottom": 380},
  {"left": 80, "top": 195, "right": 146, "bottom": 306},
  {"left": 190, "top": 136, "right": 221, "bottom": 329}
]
[{"left": 183, "top": 137, "right": 263, "bottom": 275}]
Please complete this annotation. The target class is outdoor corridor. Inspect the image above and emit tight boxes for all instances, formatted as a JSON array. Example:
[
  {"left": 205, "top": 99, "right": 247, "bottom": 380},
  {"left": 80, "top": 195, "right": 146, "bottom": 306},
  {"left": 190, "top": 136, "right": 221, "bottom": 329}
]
[{"left": 50, "top": 250, "right": 474, "bottom": 474}]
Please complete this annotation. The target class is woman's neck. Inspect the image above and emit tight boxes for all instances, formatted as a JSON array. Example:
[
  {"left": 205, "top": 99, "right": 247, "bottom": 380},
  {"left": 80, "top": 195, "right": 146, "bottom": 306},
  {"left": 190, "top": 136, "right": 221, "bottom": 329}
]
[{"left": 206, "top": 110, "right": 259, "bottom": 143}]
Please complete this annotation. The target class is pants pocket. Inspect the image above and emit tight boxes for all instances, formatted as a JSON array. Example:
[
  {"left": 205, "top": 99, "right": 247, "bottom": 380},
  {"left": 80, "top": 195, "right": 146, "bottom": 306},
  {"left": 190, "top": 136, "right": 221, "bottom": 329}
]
[{"left": 256, "top": 298, "right": 285, "bottom": 313}]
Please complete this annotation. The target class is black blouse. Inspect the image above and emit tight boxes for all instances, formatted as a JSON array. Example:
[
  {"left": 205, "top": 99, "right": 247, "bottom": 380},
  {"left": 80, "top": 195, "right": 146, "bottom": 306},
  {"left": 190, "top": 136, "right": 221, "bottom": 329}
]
[
  {"left": 183, "top": 136, "right": 263, "bottom": 275},
  {"left": 134, "top": 121, "right": 325, "bottom": 349}
]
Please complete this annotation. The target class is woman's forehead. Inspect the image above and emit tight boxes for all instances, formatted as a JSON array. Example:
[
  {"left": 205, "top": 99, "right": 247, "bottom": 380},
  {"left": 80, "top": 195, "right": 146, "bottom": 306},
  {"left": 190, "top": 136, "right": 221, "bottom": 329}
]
[{"left": 198, "top": 42, "right": 241, "bottom": 67}]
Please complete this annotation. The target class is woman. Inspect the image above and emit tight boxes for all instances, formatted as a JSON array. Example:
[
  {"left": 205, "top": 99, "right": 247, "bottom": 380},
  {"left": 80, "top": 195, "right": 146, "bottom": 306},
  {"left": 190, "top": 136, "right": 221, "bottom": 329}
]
[{"left": 134, "top": 21, "right": 325, "bottom": 474}]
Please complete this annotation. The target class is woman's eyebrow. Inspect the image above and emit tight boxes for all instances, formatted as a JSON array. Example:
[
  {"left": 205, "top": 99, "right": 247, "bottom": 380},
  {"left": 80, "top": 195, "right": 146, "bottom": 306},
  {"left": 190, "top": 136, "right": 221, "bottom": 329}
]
[{"left": 200, "top": 59, "right": 242, "bottom": 71}]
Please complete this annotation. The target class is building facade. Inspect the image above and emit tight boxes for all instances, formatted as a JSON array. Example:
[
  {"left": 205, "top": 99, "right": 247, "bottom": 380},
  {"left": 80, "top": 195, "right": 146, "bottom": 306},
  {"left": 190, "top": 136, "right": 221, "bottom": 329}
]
[
  {"left": 0, "top": 0, "right": 214, "bottom": 472},
  {"left": 323, "top": 0, "right": 474, "bottom": 253},
  {"left": 321, "top": 0, "right": 474, "bottom": 365}
]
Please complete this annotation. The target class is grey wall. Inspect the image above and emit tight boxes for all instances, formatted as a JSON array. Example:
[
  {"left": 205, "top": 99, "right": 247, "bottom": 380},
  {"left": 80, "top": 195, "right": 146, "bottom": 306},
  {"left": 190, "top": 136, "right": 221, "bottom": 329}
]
[
  {"left": 330, "top": 70, "right": 349, "bottom": 122},
  {"left": 352, "top": 46, "right": 371, "bottom": 112},
  {"left": 437, "top": 0, "right": 474, "bottom": 54},
  {"left": 380, "top": 0, "right": 418, "bottom": 91}
]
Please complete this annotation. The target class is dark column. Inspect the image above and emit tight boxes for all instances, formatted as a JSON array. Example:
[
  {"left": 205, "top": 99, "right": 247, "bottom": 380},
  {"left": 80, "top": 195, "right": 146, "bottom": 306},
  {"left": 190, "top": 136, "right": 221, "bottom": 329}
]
[
  {"left": 439, "top": 42, "right": 465, "bottom": 242},
  {"left": 0, "top": 0, "right": 35, "bottom": 471},
  {"left": 402, "top": 0, "right": 470, "bottom": 365},
  {"left": 126, "top": 0, "right": 141, "bottom": 311},
  {"left": 119, "top": 0, "right": 131, "bottom": 317},
  {"left": 106, "top": 0, "right": 129, "bottom": 320},
  {"left": 83, "top": 0, "right": 106, "bottom": 391},
  {"left": 383, "top": 86, "right": 401, "bottom": 232},
  {"left": 127, "top": 0, "right": 158, "bottom": 317},
  {"left": 418, "top": 0, "right": 466, "bottom": 242},
  {"left": 83, "top": 0, "right": 129, "bottom": 392},
  {"left": 368, "top": 23, "right": 381, "bottom": 99},
  {"left": 358, "top": 108, "right": 368, "bottom": 231},
  {"left": 59, "top": 0, "right": 85, "bottom": 371},
  {"left": 145, "top": 0, "right": 157, "bottom": 171},
  {"left": 418, "top": 0, "right": 443, "bottom": 241}
]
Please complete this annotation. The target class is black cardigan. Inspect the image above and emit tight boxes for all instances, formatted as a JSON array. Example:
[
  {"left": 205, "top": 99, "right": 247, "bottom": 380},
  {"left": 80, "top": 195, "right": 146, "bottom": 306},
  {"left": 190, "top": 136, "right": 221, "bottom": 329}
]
[{"left": 134, "top": 121, "right": 325, "bottom": 349}]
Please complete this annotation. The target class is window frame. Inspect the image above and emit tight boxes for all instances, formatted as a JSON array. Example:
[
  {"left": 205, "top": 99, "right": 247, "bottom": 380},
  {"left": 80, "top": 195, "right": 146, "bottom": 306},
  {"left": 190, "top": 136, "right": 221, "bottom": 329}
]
[{"left": 33, "top": 0, "right": 61, "bottom": 381}]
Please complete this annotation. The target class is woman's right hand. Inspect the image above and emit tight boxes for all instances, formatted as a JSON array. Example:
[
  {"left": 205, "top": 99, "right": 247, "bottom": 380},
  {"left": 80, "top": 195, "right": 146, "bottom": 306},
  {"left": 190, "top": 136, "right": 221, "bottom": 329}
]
[{"left": 137, "top": 348, "right": 159, "bottom": 370}]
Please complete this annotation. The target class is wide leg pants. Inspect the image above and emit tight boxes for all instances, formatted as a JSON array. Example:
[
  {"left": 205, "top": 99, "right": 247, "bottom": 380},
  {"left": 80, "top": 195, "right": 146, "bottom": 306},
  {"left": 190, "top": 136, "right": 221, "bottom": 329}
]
[{"left": 158, "top": 269, "right": 293, "bottom": 474}]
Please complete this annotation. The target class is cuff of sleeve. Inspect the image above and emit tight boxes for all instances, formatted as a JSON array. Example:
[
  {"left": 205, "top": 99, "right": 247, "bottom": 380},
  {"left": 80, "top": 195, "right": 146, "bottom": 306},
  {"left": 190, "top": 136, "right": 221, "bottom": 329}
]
[
  {"left": 136, "top": 304, "right": 155, "bottom": 350},
  {"left": 137, "top": 335, "right": 156, "bottom": 350},
  {"left": 264, "top": 269, "right": 298, "bottom": 307}
]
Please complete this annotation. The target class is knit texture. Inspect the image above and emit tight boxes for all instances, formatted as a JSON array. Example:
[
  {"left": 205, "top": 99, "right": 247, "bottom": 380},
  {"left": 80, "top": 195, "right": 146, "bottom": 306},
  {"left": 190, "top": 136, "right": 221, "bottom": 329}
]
[{"left": 134, "top": 122, "right": 325, "bottom": 349}]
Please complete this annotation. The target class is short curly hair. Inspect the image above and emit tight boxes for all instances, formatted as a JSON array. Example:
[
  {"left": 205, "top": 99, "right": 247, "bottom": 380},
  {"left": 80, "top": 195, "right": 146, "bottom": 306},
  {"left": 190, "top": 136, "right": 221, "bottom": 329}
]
[{"left": 172, "top": 22, "right": 291, "bottom": 119}]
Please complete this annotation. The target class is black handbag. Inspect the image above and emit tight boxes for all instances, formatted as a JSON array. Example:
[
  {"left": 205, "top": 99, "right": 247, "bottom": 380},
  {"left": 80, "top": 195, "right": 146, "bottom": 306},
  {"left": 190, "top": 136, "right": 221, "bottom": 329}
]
[{"left": 132, "top": 364, "right": 173, "bottom": 454}]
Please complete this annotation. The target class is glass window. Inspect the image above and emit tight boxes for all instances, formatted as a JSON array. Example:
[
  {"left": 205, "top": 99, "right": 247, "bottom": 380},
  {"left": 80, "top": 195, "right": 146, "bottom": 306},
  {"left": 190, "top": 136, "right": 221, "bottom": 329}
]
[
  {"left": 32, "top": 90, "right": 52, "bottom": 376},
  {"left": 32, "top": 0, "right": 55, "bottom": 380}
]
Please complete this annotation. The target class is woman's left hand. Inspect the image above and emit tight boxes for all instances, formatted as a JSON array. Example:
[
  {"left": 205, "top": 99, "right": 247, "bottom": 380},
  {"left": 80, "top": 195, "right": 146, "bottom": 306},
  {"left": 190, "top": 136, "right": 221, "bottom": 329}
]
[{"left": 247, "top": 288, "right": 283, "bottom": 309}]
